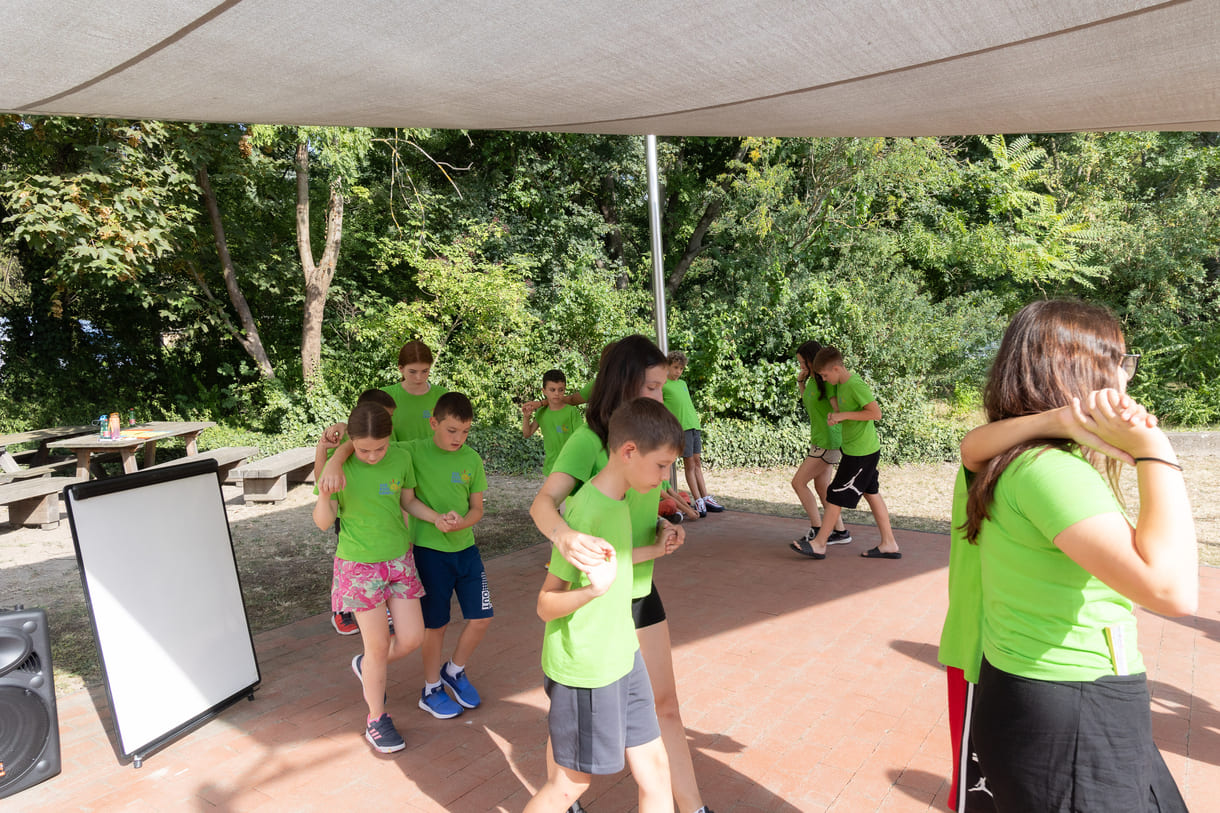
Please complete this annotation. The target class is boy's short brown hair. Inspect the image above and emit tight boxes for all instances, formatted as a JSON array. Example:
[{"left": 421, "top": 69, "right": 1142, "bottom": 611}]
[
  {"left": 666, "top": 350, "right": 688, "bottom": 368},
  {"left": 812, "top": 346, "right": 843, "bottom": 373},
  {"left": 356, "top": 388, "right": 396, "bottom": 411},
  {"left": 607, "top": 398, "right": 683, "bottom": 456},
  {"left": 433, "top": 391, "right": 474, "bottom": 423}
]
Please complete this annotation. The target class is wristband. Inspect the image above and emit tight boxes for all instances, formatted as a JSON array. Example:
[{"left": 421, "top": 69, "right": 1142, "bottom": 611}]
[{"left": 1133, "top": 456, "right": 1183, "bottom": 471}]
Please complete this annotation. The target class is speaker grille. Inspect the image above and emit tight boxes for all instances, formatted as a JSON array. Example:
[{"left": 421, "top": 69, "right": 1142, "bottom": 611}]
[{"left": 0, "top": 685, "right": 53, "bottom": 792}]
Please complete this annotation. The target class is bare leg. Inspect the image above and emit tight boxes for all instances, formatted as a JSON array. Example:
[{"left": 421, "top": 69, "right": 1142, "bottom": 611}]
[
  {"left": 682, "top": 456, "right": 707, "bottom": 503},
  {"left": 524, "top": 737, "right": 592, "bottom": 813},
  {"left": 450, "top": 616, "right": 492, "bottom": 668},
  {"left": 808, "top": 504, "right": 845, "bottom": 556},
  {"left": 626, "top": 736, "right": 672, "bottom": 813},
  {"left": 638, "top": 619, "right": 702, "bottom": 813},
  {"left": 863, "top": 491, "right": 900, "bottom": 554},
  {"left": 385, "top": 597, "right": 424, "bottom": 660},
  {"left": 813, "top": 464, "right": 845, "bottom": 532},
  {"left": 353, "top": 605, "right": 391, "bottom": 718},
  {"left": 688, "top": 454, "right": 709, "bottom": 501},
  {"left": 422, "top": 625, "right": 446, "bottom": 684},
  {"left": 791, "top": 456, "right": 827, "bottom": 528}
]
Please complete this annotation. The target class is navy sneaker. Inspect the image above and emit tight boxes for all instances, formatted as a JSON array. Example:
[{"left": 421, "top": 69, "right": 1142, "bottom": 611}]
[
  {"left": 365, "top": 712, "right": 406, "bottom": 753},
  {"left": 827, "top": 528, "right": 853, "bottom": 545},
  {"left": 419, "top": 684, "right": 463, "bottom": 719},
  {"left": 440, "top": 662, "right": 482, "bottom": 709},
  {"left": 704, "top": 495, "right": 725, "bottom": 512}
]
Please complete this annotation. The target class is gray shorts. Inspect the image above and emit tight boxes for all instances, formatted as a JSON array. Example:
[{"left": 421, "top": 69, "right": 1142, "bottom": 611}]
[
  {"left": 682, "top": 428, "right": 702, "bottom": 458},
  {"left": 544, "top": 649, "right": 660, "bottom": 775},
  {"left": 807, "top": 445, "right": 843, "bottom": 465}
]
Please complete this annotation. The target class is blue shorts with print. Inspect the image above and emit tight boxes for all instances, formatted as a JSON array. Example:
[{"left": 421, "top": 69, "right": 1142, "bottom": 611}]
[{"left": 412, "top": 544, "right": 494, "bottom": 629}]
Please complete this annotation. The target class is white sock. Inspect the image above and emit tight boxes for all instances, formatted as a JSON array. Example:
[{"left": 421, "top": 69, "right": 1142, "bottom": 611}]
[
  {"left": 425, "top": 679, "right": 443, "bottom": 692},
  {"left": 444, "top": 660, "right": 464, "bottom": 679}
]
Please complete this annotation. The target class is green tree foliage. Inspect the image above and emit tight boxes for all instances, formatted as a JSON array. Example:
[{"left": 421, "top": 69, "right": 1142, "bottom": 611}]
[{"left": 3, "top": 120, "right": 1217, "bottom": 459}]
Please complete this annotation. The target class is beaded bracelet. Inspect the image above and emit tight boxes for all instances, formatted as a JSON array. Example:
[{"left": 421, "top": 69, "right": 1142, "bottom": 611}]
[{"left": 1133, "top": 456, "right": 1183, "bottom": 471}]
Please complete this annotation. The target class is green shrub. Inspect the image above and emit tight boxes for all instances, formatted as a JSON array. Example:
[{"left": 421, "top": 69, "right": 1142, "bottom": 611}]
[
  {"left": 468, "top": 423, "right": 546, "bottom": 474},
  {"left": 700, "top": 418, "right": 808, "bottom": 468}
]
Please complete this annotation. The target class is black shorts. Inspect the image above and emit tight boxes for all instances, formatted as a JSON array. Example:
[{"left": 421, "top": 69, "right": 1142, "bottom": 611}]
[
  {"left": 973, "top": 657, "right": 1186, "bottom": 812},
  {"left": 826, "top": 450, "right": 880, "bottom": 510},
  {"left": 631, "top": 583, "right": 666, "bottom": 629}
]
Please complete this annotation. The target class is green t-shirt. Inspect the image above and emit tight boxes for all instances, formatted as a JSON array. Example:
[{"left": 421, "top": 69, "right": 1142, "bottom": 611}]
[
  {"left": 552, "top": 425, "right": 609, "bottom": 484},
  {"left": 541, "top": 483, "right": 639, "bottom": 688},
  {"left": 535, "top": 404, "right": 583, "bottom": 475},
  {"left": 382, "top": 383, "right": 446, "bottom": 442},
  {"left": 979, "top": 447, "right": 1140, "bottom": 681},
  {"left": 405, "top": 438, "right": 488, "bottom": 553},
  {"left": 937, "top": 466, "right": 983, "bottom": 682},
  {"left": 835, "top": 373, "right": 880, "bottom": 456},
  {"left": 662, "top": 378, "right": 701, "bottom": 431},
  {"left": 801, "top": 379, "right": 841, "bottom": 450},
  {"left": 333, "top": 445, "right": 416, "bottom": 564},
  {"left": 578, "top": 381, "right": 594, "bottom": 402},
  {"left": 552, "top": 425, "right": 661, "bottom": 598}
]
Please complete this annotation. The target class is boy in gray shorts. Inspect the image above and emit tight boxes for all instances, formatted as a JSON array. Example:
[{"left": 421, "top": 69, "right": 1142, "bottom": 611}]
[{"left": 524, "top": 398, "right": 680, "bottom": 813}]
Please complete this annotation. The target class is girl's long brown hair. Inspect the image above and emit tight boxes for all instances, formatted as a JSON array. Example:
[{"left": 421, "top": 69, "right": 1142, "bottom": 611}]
[
  {"left": 964, "top": 299, "right": 1126, "bottom": 542},
  {"left": 585, "top": 335, "right": 667, "bottom": 447},
  {"left": 796, "top": 340, "right": 827, "bottom": 400}
]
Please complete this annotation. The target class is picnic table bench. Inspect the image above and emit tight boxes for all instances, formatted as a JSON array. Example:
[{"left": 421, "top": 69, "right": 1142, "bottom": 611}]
[
  {"left": 145, "top": 446, "right": 259, "bottom": 484},
  {"left": 0, "top": 425, "right": 95, "bottom": 472},
  {"left": 233, "top": 447, "right": 315, "bottom": 503},
  {"left": 0, "top": 476, "right": 81, "bottom": 529},
  {"left": 0, "top": 457, "right": 78, "bottom": 486}
]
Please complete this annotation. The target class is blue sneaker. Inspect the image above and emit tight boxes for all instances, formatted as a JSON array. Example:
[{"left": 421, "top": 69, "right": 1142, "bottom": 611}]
[
  {"left": 440, "top": 662, "right": 482, "bottom": 709},
  {"left": 419, "top": 684, "right": 463, "bottom": 719},
  {"left": 365, "top": 712, "right": 406, "bottom": 753}
]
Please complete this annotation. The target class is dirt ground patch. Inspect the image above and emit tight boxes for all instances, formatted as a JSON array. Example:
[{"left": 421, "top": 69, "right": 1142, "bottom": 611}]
[{"left": 3, "top": 447, "right": 1217, "bottom": 696}]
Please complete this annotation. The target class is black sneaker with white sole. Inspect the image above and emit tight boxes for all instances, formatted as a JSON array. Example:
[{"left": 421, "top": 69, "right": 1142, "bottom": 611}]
[{"left": 827, "top": 528, "right": 853, "bottom": 545}]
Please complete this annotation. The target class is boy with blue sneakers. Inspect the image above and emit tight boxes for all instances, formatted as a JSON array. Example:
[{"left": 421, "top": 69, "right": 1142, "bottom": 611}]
[
  {"left": 402, "top": 392, "right": 492, "bottom": 718},
  {"left": 525, "top": 398, "right": 681, "bottom": 813}
]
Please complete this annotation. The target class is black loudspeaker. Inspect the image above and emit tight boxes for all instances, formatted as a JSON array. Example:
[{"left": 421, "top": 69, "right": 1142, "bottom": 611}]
[{"left": 0, "top": 608, "right": 61, "bottom": 799}]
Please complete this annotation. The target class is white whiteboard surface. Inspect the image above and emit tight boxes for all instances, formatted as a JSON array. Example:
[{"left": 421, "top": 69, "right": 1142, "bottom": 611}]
[{"left": 66, "top": 463, "right": 259, "bottom": 761}]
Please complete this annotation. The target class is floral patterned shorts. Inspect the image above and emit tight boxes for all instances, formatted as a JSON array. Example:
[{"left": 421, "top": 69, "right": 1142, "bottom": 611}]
[{"left": 331, "top": 552, "right": 425, "bottom": 613}]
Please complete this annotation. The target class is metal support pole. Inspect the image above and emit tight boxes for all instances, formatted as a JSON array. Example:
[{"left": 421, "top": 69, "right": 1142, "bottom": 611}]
[{"left": 646, "top": 134, "right": 668, "bottom": 355}]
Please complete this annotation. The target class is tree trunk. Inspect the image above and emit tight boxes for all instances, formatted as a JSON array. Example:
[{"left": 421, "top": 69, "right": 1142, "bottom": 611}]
[
  {"left": 296, "top": 142, "right": 344, "bottom": 386},
  {"left": 598, "top": 173, "right": 624, "bottom": 263},
  {"left": 664, "top": 139, "right": 749, "bottom": 296},
  {"left": 196, "top": 164, "right": 276, "bottom": 379}
]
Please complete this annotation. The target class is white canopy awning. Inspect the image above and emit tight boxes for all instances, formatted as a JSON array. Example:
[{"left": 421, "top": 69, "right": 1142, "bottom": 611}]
[{"left": 2, "top": 0, "right": 1218, "bottom": 135}]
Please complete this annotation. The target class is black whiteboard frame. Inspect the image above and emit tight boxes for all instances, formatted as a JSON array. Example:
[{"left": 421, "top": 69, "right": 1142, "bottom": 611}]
[{"left": 64, "top": 459, "right": 260, "bottom": 767}]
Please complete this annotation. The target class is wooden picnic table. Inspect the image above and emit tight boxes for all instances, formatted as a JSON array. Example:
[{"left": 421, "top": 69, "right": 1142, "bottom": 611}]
[
  {"left": 46, "top": 421, "right": 217, "bottom": 480},
  {"left": 0, "top": 424, "right": 96, "bottom": 473}
]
